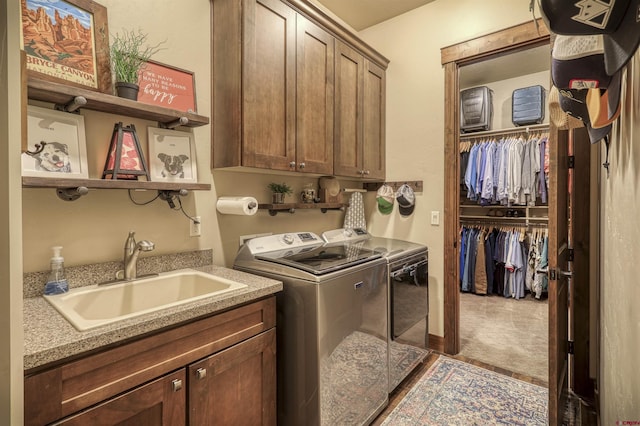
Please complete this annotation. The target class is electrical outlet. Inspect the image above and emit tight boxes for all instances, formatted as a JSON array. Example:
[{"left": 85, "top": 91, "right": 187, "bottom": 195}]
[
  {"left": 430, "top": 211, "right": 440, "bottom": 226},
  {"left": 190, "top": 216, "right": 201, "bottom": 237}
]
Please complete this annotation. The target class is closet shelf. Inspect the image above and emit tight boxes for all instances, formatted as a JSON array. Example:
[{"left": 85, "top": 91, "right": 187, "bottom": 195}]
[
  {"left": 460, "top": 215, "right": 547, "bottom": 221},
  {"left": 459, "top": 123, "right": 549, "bottom": 139}
]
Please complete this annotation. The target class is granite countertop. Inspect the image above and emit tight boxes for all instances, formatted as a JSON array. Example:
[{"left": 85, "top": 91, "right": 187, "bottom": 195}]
[{"left": 23, "top": 265, "right": 282, "bottom": 371}]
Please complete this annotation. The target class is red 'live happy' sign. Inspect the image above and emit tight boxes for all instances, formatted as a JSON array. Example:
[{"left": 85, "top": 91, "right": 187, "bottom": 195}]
[{"left": 137, "top": 61, "right": 196, "bottom": 113}]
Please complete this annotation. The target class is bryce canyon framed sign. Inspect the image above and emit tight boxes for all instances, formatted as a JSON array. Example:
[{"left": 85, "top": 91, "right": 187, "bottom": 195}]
[{"left": 20, "top": 0, "right": 111, "bottom": 94}]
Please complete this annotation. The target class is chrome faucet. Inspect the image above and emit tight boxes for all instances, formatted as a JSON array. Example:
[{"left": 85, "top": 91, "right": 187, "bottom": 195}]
[{"left": 123, "top": 231, "right": 155, "bottom": 280}]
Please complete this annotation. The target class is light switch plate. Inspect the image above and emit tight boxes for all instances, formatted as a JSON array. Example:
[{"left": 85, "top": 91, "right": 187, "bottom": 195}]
[{"left": 430, "top": 211, "right": 440, "bottom": 226}]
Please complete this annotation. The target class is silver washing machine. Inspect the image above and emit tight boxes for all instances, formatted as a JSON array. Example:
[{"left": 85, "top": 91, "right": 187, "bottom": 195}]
[{"left": 234, "top": 232, "right": 388, "bottom": 426}]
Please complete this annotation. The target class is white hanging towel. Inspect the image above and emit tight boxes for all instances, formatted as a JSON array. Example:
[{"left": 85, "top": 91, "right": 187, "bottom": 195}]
[{"left": 343, "top": 192, "right": 366, "bottom": 230}]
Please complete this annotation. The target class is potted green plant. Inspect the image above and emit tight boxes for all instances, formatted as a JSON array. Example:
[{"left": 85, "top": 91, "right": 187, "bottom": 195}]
[
  {"left": 267, "top": 182, "right": 292, "bottom": 204},
  {"left": 110, "top": 29, "right": 164, "bottom": 100}
]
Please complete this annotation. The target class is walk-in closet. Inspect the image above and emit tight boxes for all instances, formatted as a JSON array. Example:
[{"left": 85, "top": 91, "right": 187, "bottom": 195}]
[{"left": 454, "top": 38, "right": 551, "bottom": 384}]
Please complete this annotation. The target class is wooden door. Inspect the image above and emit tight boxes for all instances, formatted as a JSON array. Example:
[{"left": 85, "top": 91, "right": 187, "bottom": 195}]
[
  {"left": 242, "top": 0, "right": 296, "bottom": 171},
  {"left": 56, "top": 370, "right": 186, "bottom": 425},
  {"left": 548, "top": 129, "right": 570, "bottom": 425},
  {"left": 296, "top": 14, "right": 334, "bottom": 174},
  {"left": 334, "top": 40, "right": 364, "bottom": 178},
  {"left": 188, "top": 329, "right": 276, "bottom": 426},
  {"left": 363, "top": 60, "right": 386, "bottom": 180}
]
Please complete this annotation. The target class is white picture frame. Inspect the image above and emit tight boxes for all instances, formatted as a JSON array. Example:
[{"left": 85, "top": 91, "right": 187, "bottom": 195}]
[
  {"left": 22, "top": 105, "right": 89, "bottom": 179},
  {"left": 148, "top": 127, "right": 198, "bottom": 183}
]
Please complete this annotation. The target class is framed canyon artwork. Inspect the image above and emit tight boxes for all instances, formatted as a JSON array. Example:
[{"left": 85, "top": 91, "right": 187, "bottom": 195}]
[{"left": 20, "top": 0, "right": 112, "bottom": 94}]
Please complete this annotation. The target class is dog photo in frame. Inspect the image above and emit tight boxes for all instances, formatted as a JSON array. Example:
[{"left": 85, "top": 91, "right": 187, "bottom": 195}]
[
  {"left": 148, "top": 127, "right": 198, "bottom": 183},
  {"left": 22, "top": 105, "right": 89, "bottom": 179}
]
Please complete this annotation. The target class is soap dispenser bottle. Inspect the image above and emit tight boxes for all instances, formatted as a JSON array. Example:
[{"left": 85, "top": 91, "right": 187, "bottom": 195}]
[{"left": 44, "top": 246, "right": 69, "bottom": 295}]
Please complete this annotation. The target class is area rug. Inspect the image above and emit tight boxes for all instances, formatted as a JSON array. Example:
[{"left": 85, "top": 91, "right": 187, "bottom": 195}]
[{"left": 381, "top": 356, "right": 548, "bottom": 425}]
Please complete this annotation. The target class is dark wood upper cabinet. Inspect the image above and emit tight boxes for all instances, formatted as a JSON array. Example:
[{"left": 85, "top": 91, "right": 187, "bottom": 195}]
[
  {"left": 334, "top": 41, "right": 385, "bottom": 180},
  {"left": 296, "top": 15, "right": 335, "bottom": 175},
  {"left": 212, "top": 0, "right": 388, "bottom": 178},
  {"left": 242, "top": 0, "right": 297, "bottom": 171}
]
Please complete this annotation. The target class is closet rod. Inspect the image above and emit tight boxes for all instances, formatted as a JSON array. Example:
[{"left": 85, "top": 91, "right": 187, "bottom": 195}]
[
  {"left": 460, "top": 219, "right": 548, "bottom": 228},
  {"left": 459, "top": 123, "right": 549, "bottom": 140}
]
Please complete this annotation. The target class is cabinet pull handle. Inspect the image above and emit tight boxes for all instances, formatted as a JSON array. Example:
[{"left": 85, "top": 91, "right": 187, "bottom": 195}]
[
  {"left": 299, "top": 162, "right": 306, "bottom": 169},
  {"left": 196, "top": 368, "right": 207, "bottom": 380},
  {"left": 364, "top": 170, "right": 370, "bottom": 175},
  {"left": 172, "top": 379, "right": 183, "bottom": 392},
  {"left": 289, "top": 161, "right": 296, "bottom": 168}
]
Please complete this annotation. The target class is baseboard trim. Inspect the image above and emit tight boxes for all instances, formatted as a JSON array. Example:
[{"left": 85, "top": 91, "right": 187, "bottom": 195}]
[{"left": 429, "top": 334, "right": 444, "bottom": 352}]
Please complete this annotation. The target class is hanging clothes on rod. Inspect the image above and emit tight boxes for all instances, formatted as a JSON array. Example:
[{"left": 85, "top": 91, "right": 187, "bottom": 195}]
[
  {"left": 459, "top": 223, "right": 548, "bottom": 300},
  {"left": 460, "top": 132, "right": 549, "bottom": 207}
]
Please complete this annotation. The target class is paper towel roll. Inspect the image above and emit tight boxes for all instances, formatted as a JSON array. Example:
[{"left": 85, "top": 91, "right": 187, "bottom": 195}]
[{"left": 216, "top": 196, "right": 258, "bottom": 216}]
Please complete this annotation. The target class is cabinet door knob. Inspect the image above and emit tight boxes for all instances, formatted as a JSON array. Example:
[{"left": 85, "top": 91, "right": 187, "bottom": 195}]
[
  {"left": 196, "top": 368, "right": 207, "bottom": 380},
  {"left": 172, "top": 379, "right": 183, "bottom": 392},
  {"left": 364, "top": 170, "right": 370, "bottom": 175},
  {"left": 299, "top": 162, "right": 306, "bottom": 169},
  {"left": 289, "top": 161, "right": 296, "bottom": 168}
]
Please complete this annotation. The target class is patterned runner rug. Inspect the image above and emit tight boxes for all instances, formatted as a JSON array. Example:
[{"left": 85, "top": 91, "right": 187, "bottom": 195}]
[{"left": 381, "top": 356, "right": 548, "bottom": 425}]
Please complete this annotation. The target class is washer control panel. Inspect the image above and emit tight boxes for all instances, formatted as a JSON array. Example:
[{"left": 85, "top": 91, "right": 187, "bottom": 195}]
[
  {"left": 246, "top": 232, "right": 322, "bottom": 254},
  {"left": 322, "top": 228, "right": 370, "bottom": 244}
]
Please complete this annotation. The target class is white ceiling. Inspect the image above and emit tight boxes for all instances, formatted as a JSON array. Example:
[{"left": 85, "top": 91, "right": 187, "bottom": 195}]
[{"left": 316, "top": 0, "right": 436, "bottom": 31}]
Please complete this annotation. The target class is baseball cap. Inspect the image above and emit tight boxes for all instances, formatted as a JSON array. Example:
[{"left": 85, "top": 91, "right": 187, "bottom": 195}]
[
  {"left": 585, "top": 69, "right": 622, "bottom": 128},
  {"left": 551, "top": 35, "right": 613, "bottom": 90},
  {"left": 395, "top": 184, "right": 415, "bottom": 217},
  {"left": 558, "top": 88, "right": 612, "bottom": 143},
  {"left": 551, "top": 34, "right": 622, "bottom": 132},
  {"left": 549, "top": 85, "right": 584, "bottom": 130},
  {"left": 376, "top": 184, "right": 394, "bottom": 215},
  {"left": 540, "top": 0, "right": 640, "bottom": 75}
]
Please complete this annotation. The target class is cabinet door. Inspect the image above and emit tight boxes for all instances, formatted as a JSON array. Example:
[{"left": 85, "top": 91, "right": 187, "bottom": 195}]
[
  {"left": 334, "top": 40, "right": 365, "bottom": 178},
  {"left": 296, "top": 15, "right": 334, "bottom": 174},
  {"left": 55, "top": 370, "right": 186, "bottom": 426},
  {"left": 189, "top": 329, "right": 276, "bottom": 426},
  {"left": 363, "top": 60, "right": 386, "bottom": 180},
  {"left": 242, "top": 0, "right": 296, "bottom": 171}
]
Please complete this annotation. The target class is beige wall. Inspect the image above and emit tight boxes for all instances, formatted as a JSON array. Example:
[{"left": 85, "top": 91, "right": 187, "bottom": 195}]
[
  {"left": 2, "top": 0, "right": 24, "bottom": 422},
  {"left": 358, "top": 0, "right": 538, "bottom": 336},
  {"left": 600, "top": 53, "right": 640, "bottom": 422},
  {"left": 21, "top": 0, "right": 350, "bottom": 274}
]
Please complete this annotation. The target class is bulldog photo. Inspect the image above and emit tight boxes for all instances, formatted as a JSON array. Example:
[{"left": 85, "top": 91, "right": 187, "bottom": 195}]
[{"left": 157, "top": 153, "right": 189, "bottom": 178}]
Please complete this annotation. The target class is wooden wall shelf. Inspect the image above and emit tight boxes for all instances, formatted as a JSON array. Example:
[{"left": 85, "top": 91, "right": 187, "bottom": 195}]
[
  {"left": 27, "top": 77, "right": 210, "bottom": 128},
  {"left": 23, "top": 177, "right": 210, "bottom": 191},
  {"left": 258, "top": 202, "right": 347, "bottom": 216}
]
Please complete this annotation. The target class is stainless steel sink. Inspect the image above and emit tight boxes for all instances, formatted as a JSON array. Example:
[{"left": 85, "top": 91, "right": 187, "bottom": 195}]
[{"left": 44, "top": 269, "right": 248, "bottom": 331}]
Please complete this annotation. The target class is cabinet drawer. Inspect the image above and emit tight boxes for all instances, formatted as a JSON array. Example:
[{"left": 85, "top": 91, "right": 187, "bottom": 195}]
[{"left": 25, "top": 297, "right": 275, "bottom": 426}]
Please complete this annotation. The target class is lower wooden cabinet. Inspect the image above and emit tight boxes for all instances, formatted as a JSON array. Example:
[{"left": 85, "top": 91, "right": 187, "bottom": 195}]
[
  {"left": 53, "top": 370, "right": 187, "bottom": 426},
  {"left": 25, "top": 297, "right": 276, "bottom": 426},
  {"left": 189, "top": 328, "right": 276, "bottom": 425}
]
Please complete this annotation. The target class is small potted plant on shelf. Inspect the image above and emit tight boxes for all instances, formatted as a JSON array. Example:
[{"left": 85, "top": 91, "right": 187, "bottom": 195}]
[
  {"left": 268, "top": 182, "right": 292, "bottom": 204},
  {"left": 110, "top": 29, "right": 164, "bottom": 100}
]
